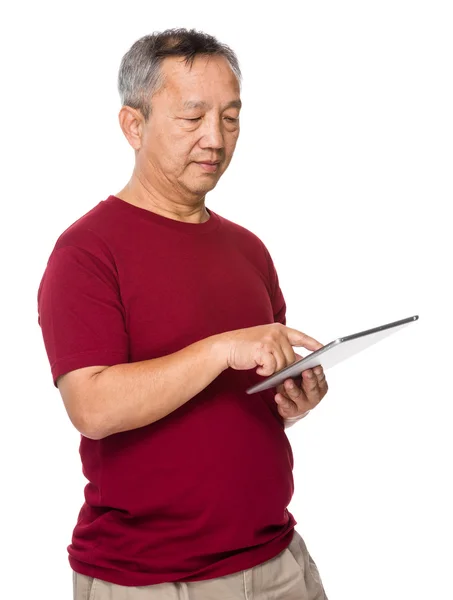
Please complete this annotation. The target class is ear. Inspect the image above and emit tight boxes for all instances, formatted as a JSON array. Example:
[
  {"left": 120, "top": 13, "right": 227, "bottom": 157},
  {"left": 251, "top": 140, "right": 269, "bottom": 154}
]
[{"left": 118, "top": 106, "right": 144, "bottom": 150}]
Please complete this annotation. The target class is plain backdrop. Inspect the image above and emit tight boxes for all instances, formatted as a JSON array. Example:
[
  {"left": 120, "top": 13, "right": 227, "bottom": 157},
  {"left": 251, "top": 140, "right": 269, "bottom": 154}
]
[{"left": 1, "top": 1, "right": 452, "bottom": 599}]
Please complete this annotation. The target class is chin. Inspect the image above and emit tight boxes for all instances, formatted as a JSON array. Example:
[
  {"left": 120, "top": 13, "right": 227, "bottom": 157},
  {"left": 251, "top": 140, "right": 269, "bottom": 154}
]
[{"left": 190, "top": 180, "right": 219, "bottom": 195}]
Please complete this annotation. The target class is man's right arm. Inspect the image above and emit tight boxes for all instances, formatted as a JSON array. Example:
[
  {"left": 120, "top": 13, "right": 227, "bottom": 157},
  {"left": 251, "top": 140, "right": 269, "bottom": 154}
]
[
  {"left": 58, "top": 322, "right": 321, "bottom": 440},
  {"left": 40, "top": 247, "right": 321, "bottom": 439},
  {"left": 58, "top": 333, "right": 229, "bottom": 440}
]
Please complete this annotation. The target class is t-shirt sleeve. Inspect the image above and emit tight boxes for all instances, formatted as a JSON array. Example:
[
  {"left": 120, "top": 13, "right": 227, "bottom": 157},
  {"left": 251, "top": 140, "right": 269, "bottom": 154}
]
[
  {"left": 263, "top": 245, "right": 287, "bottom": 326},
  {"left": 37, "top": 245, "right": 129, "bottom": 388}
]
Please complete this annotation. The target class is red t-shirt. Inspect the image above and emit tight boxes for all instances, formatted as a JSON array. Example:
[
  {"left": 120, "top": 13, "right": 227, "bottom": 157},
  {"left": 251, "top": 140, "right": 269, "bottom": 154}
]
[{"left": 37, "top": 195, "right": 297, "bottom": 586}]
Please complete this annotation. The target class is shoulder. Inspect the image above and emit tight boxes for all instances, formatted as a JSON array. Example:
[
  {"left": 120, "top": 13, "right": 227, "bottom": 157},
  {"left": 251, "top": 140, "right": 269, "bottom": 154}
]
[
  {"left": 214, "top": 211, "right": 279, "bottom": 279},
  {"left": 214, "top": 211, "right": 268, "bottom": 254},
  {"left": 50, "top": 200, "right": 116, "bottom": 266}
]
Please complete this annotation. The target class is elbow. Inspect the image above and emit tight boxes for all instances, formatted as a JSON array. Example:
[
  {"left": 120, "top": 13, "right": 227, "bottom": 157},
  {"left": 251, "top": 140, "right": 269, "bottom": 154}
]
[
  {"left": 81, "top": 426, "right": 106, "bottom": 441},
  {"left": 71, "top": 410, "right": 110, "bottom": 440},
  {"left": 58, "top": 367, "right": 113, "bottom": 440}
]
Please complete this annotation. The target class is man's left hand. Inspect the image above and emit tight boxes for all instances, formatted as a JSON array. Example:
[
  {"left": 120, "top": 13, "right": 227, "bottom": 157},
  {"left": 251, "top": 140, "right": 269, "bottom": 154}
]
[{"left": 274, "top": 366, "right": 328, "bottom": 419}]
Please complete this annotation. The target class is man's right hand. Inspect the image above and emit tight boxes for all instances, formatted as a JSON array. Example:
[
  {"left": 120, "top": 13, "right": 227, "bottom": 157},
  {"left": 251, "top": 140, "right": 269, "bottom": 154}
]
[{"left": 218, "top": 323, "right": 323, "bottom": 376}]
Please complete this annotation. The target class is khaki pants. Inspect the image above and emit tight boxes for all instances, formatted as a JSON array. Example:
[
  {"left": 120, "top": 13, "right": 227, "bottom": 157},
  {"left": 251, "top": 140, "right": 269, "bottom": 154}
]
[{"left": 73, "top": 529, "right": 327, "bottom": 599}]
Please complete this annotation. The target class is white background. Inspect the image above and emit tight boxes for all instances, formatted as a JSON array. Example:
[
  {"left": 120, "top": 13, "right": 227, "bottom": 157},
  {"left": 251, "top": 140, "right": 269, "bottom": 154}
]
[{"left": 1, "top": 1, "right": 452, "bottom": 598}]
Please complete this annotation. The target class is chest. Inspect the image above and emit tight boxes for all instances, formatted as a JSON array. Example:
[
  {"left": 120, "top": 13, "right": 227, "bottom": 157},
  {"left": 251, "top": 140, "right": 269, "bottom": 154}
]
[{"left": 117, "top": 235, "right": 274, "bottom": 361}]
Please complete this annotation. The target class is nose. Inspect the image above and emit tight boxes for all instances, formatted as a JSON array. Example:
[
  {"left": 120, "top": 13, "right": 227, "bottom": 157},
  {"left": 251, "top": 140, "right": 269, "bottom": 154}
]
[{"left": 199, "top": 116, "right": 225, "bottom": 151}]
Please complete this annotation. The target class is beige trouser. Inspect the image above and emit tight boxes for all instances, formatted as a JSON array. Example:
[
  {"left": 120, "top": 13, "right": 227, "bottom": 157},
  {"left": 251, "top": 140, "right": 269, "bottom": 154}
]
[{"left": 73, "top": 529, "right": 327, "bottom": 599}]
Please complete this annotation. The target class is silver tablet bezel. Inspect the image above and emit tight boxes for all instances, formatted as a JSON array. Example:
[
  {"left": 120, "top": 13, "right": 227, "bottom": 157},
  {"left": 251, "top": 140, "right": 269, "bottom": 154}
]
[{"left": 245, "top": 315, "right": 419, "bottom": 395}]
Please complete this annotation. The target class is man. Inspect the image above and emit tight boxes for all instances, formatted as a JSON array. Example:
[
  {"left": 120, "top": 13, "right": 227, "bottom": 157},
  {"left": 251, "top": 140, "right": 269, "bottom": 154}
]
[{"left": 37, "top": 28, "right": 329, "bottom": 600}]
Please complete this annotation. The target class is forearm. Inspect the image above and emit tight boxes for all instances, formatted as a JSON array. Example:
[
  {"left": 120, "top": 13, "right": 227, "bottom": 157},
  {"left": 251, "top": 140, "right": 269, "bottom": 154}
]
[{"left": 86, "top": 334, "right": 228, "bottom": 439}]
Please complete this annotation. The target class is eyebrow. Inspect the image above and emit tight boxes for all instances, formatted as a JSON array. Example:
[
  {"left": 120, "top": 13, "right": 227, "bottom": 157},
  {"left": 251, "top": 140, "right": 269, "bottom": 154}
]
[{"left": 182, "top": 99, "right": 242, "bottom": 110}]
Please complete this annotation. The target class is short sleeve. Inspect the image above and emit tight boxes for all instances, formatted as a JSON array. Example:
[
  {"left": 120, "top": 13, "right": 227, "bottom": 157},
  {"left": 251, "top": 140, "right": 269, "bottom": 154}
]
[
  {"left": 37, "top": 245, "right": 129, "bottom": 387},
  {"left": 263, "top": 245, "right": 287, "bottom": 326}
]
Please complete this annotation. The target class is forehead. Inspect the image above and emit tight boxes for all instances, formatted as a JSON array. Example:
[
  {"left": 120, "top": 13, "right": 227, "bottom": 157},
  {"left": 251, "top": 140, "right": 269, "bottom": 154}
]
[
  {"left": 182, "top": 99, "right": 242, "bottom": 110},
  {"left": 159, "top": 55, "right": 240, "bottom": 106}
]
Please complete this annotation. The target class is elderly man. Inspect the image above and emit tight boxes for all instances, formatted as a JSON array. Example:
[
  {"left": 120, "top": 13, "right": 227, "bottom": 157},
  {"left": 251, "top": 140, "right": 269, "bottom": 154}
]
[{"left": 38, "top": 28, "right": 329, "bottom": 600}]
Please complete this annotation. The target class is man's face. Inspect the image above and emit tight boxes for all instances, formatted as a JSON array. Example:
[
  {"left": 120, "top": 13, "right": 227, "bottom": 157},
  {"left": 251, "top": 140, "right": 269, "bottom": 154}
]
[{"left": 138, "top": 54, "right": 241, "bottom": 198}]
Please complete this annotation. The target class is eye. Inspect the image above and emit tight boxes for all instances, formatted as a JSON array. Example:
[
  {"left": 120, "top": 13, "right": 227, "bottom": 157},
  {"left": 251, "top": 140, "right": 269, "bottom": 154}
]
[
  {"left": 185, "top": 117, "right": 201, "bottom": 122},
  {"left": 225, "top": 117, "right": 239, "bottom": 123}
]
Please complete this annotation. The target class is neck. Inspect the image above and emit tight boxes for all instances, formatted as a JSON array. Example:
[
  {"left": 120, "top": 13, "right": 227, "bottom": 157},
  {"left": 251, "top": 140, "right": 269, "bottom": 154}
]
[{"left": 116, "top": 170, "right": 210, "bottom": 224}]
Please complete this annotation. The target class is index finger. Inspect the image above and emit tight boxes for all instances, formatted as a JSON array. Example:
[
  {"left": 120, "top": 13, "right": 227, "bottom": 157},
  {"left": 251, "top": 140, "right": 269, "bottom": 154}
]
[{"left": 285, "top": 327, "right": 323, "bottom": 352}]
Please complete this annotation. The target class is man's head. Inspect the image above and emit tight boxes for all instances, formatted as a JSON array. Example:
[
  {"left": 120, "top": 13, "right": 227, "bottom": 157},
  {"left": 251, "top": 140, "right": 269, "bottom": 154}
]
[{"left": 117, "top": 29, "right": 242, "bottom": 201}]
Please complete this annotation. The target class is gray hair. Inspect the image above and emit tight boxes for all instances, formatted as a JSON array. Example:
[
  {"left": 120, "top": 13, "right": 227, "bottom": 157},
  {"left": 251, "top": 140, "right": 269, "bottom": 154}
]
[{"left": 118, "top": 28, "right": 242, "bottom": 121}]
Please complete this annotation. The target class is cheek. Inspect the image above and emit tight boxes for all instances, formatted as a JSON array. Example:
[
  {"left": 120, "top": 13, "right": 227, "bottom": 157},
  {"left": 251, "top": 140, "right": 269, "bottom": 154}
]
[
  {"left": 154, "top": 133, "right": 192, "bottom": 168},
  {"left": 226, "top": 131, "right": 240, "bottom": 152},
  {"left": 166, "top": 131, "right": 195, "bottom": 159}
]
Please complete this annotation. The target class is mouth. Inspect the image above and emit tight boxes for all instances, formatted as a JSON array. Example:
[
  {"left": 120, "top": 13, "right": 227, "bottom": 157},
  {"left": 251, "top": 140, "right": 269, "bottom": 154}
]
[{"left": 195, "top": 162, "right": 220, "bottom": 173}]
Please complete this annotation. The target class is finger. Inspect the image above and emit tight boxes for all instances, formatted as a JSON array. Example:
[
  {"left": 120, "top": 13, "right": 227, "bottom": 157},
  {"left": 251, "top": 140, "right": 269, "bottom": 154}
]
[
  {"left": 313, "top": 365, "right": 328, "bottom": 388},
  {"left": 273, "top": 345, "right": 295, "bottom": 373},
  {"left": 285, "top": 328, "right": 323, "bottom": 352},
  {"left": 276, "top": 342, "right": 306, "bottom": 376},
  {"left": 275, "top": 391, "right": 301, "bottom": 417},
  {"left": 256, "top": 347, "right": 277, "bottom": 376},
  {"left": 280, "top": 341, "right": 298, "bottom": 370},
  {"left": 302, "top": 369, "right": 320, "bottom": 392},
  {"left": 278, "top": 350, "right": 304, "bottom": 378},
  {"left": 281, "top": 368, "right": 328, "bottom": 413},
  {"left": 301, "top": 370, "right": 325, "bottom": 402},
  {"left": 283, "top": 378, "right": 304, "bottom": 400},
  {"left": 277, "top": 373, "right": 302, "bottom": 388},
  {"left": 281, "top": 379, "right": 310, "bottom": 413}
]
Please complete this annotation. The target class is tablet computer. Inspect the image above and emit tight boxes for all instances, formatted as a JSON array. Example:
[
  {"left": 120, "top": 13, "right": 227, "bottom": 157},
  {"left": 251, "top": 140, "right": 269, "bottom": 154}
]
[{"left": 245, "top": 315, "right": 419, "bottom": 394}]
